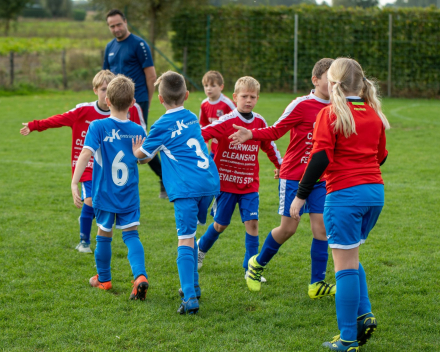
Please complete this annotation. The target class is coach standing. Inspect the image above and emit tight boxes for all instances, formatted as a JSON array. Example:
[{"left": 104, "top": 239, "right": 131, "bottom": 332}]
[{"left": 103, "top": 8, "right": 167, "bottom": 198}]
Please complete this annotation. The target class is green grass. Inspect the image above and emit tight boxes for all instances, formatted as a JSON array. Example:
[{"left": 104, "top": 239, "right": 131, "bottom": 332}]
[{"left": 0, "top": 92, "right": 439, "bottom": 351}]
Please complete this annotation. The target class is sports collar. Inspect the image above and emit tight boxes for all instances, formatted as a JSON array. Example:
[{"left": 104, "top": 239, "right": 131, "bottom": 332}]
[
  {"left": 165, "top": 106, "right": 185, "bottom": 114},
  {"left": 310, "top": 90, "right": 330, "bottom": 104}
]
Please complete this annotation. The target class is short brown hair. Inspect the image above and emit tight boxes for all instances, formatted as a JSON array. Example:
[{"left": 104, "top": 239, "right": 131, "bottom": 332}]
[
  {"left": 155, "top": 71, "right": 187, "bottom": 106},
  {"left": 106, "top": 75, "right": 134, "bottom": 111},
  {"left": 202, "top": 71, "right": 224, "bottom": 86},
  {"left": 92, "top": 70, "right": 115, "bottom": 90},
  {"left": 106, "top": 9, "right": 126, "bottom": 21},
  {"left": 234, "top": 76, "right": 260, "bottom": 95},
  {"left": 312, "top": 58, "right": 334, "bottom": 79}
]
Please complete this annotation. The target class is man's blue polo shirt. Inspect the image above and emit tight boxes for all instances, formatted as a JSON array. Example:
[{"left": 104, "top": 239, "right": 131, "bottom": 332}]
[{"left": 103, "top": 33, "right": 154, "bottom": 103}]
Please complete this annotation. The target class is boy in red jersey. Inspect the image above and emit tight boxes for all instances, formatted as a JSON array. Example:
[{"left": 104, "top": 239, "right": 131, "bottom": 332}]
[
  {"left": 230, "top": 59, "right": 336, "bottom": 296},
  {"left": 199, "top": 71, "right": 235, "bottom": 157},
  {"left": 198, "top": 76, "right": 282, "bottom": 280},
  {"left": 290, "top": 58, "right": 389, "bottom": 351},
  {"left": 20, "top": 70, "right": 146, "bottom": 253}
]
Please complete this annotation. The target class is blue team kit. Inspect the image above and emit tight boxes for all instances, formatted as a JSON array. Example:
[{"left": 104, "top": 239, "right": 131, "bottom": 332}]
[
  {"left": 84, "top": 117, "right": 147, "bottom": 230},
  {"left": 140, "top": 107, "right": 220, "bottom": 237}
]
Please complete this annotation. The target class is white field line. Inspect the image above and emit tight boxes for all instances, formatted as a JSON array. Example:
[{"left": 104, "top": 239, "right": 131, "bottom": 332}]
[{"left": 389, "top": 103, "right": 440, "bottom": 126}]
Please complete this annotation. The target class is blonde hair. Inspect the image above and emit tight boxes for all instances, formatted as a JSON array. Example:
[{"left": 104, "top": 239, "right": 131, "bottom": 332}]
[
  {"left": 155, "top": 71, "right": 187, "bottom": 106},
  {"left": 106, "top": 74, "right": 134, "bottom": 111},
  {"left": 328, "top": 58, "right": 390, "bottom": 138},
  {"left": 92, "top": 70, "right": 115, "bottom": 89},
  {"left": 202, "top": 71, "right": 224, "bottom": 86},
  {"left": 234, "top": 76, "right": 260, "bottom": 95}
]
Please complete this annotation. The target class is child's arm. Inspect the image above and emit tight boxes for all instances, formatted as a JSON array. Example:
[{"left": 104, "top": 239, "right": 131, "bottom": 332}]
[
  {"left": 260, "top": 140, "right": 283, "bottom": 174},
  {"left": 201, "top": 119, "right": 227, "bottom": 142},
  {"left": 21, "top": 108, "right": 79, "bottom": 135},
  {"left": 132, "top": 135, "right": 149, "bottom": 163},
  {"left": 71, "top": 148, "right": 93, "bottom": 208}
]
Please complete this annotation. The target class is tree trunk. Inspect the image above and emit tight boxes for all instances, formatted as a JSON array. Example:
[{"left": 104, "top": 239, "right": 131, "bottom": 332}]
[{"left": 149, "top": 7, "right": 156, "bottom": 62}]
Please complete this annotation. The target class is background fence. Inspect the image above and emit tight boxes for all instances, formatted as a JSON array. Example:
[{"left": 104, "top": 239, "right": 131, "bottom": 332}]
[{"left": 171, "top": 5, "right": 440, "bottom": 97}]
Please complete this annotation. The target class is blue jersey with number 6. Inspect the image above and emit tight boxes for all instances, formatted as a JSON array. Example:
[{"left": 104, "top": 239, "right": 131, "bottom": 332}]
[
  {"left": 84, "top": 116, "right": 147, "bottom": 213},
  {"left": 140, "top": 107, "right": 220, "bottom": 202}
]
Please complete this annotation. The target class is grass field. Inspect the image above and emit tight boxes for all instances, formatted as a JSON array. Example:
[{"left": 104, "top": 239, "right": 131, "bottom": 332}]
[{"left": 0, "top": 91, "right": 439, "bottom": 351}]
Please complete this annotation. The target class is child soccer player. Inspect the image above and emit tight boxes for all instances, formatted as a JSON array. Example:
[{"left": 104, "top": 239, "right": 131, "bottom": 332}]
[
  {"left": 290, "top": 57, "right": 389, "bottom": 351},
  {"left": 71, "top": 75, "right": 150, "bottom": 301},
  {"left": 20, "top": 70, "right": 145, "bottom": 254},
  {"left": 230, "top": 59, "right": 336, "bottom": 297},
  {"left": 133, "top": 71, "right": 220, "bottom": 314},
  {"left": 199, "top": 71, "right": 236, "bottom": 157},
  {"left": 198, "top": 76, "right": 283, "bottom": 281}
]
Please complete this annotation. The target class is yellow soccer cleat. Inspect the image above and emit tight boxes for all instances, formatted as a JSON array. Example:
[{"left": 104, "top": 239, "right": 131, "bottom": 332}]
[
  {"left": 246, "top": 255, "right": 265, "bottom": 292},
  {"left": 308, "top": 280, "right": 336, "bottom": 299}
]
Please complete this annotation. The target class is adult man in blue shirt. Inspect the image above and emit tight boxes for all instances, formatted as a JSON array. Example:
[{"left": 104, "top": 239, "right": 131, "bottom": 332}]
[{"left": 104, "top": 8, "right": 166, "bottom": 198}]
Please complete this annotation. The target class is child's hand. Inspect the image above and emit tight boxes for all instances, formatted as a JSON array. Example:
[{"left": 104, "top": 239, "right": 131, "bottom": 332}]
[
  {"left": 229, "top": 124, "right": 253, "bottom": 145},
  {"left": 289, "top": 196, "right": 305, "bottom": 221},
  {"left": 274, "top": 169, "right": 280, "bottom": 179},
  {"left": 132, "top": 135, "right": 146, "bottom": 156},
  {"left": 20, "top": 123, "right": 31, "bottom": 136},
  {"left": 71, "top": 183, "right": 83, "bottom": 209}
]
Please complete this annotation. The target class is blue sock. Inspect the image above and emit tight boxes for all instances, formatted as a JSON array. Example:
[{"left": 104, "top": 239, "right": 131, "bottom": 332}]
[
  {"left": 122, "top": 230, "right": 148, "bottom": 280},
  {"left": 198, "top": 223, "right": 222, "bottom": 252},
  {"left": 80, "top": 204, "right": 94, "bottom": 244},
  {"left": 256, "top": 231, "right": 281, "bottom": 266},
  {"left": 358, "top": 262, "right": 372, "bottom": 317},
  {"left": 95, "top": 236, "right": 112, "bottom": 282},
  {"left": 193, "top": 237, "right": 199, "bottom": 287},
  {"left": 310, "top": 238, "right": 329, "bottom": 284},
  {"left": 243, "top": 233, "right": 259, "bottom": 270},
  {"left": 177, "top": 245, "right": 196, "bottom": 300},
  {"left": 335, "top": 269, "right": 359, "bottom": 342}
]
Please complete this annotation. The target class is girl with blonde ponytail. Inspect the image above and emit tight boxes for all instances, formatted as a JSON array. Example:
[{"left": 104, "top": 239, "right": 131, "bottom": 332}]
[{"left": 289, "top": 57, "right": 389, "bottom": 351}]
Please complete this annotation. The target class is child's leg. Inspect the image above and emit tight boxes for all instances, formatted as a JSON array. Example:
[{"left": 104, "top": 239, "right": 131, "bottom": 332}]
[
  {"left": 357, "top": 262, "right": 371, "bottom": 316},
  {"left": 95, "top": 228, "right": 113, "bottom": 282},
  {"left": 122, "top": 227, "right": 148, "bottom": 280},
  {"left": 239, "top": 193, "right": 260, "bottom": 270},
  {"left": 309, "top": 213, "right": 329, "bottom": 284},
  {"left": 198, "top": 192, "right": 236, "bottom": 253},
  {"left": 243, "top": 221, "right": 259, "bottom": 270},
  {"left": 193, "top": 237, "right": 199, "bottom": 288},
  {"left": 79, "top": 197, "right": 94, "bottom": 244}
]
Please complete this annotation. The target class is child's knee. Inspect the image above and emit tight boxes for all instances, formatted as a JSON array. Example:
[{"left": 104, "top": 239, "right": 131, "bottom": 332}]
[
  {"left": 244, "top": 220, "right": 258, "bottom": 235},
  {"left": 214, "top": 222, "right": 228, "bottom": 233}
]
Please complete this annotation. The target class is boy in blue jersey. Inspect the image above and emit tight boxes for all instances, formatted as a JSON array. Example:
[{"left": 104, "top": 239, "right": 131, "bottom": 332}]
[
  {"left": 133, "top": 71, "right": 220, "bottom": 314},
  {"left": 71, "top": 75, "right": 150, "bottom": 301}
]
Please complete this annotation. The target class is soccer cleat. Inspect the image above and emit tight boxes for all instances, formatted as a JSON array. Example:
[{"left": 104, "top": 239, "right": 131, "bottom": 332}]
[
  {"left": 357, "top": 313, "right": 377, "bottom": 346},
  {"left": 197, "top": 241, "right": 206, "bottom": 270},
  {"left": 246, "top": 255, "right": 265, "bottom": 292},
  {"left": 245, "top": 270, "right": 267, "bottom": 283},
  {"left": 322, "top": 336, "right": 359, "bottom": 351},
  {"left": 75, "top": 240, "right": 93, "bottom": 254},
  {"left": 129, "top": 275, "right": 149, "bottom": 301},
  {"left": 89, "top": 274, "right": 112, "bottom": 290},
  {"left": 159, "top": 181, "right": 168, "bottom": 199},
  {"left": 308, "top": 280, "right": 336, "bottom": 299},
  {"left": 177, "top": 297, "right": 199, "bottom": 315},
  {"left": 178, "top": 285, "right": 201, "bottom": 300}
]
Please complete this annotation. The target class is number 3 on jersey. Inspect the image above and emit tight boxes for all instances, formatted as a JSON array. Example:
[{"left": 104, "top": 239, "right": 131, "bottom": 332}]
[
  {"left": 112, "top": 151, "right": 129, "bottom": 186},
  {"left": 187, "top": 138, "right": 209, "bottom": 169}
]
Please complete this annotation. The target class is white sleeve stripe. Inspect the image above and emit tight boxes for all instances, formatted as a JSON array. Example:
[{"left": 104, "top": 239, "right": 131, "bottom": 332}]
[
  {"left": 83, "top": 146, "right": 95, "bottom": 154},
  {"left": 271, "top": 141, "right": 283, "bottom": 165},
  {"left": 135, "top": 103, "right": 147, "bottom": 134},
  {"left": 221, "top": 96, "right": 236, "bottom": 111},
  {"left": 273, "top": 96, "right": 308, "bottom": 127},
  {"left": 140, "top": 147, "right": 154, "bottom": 158}
]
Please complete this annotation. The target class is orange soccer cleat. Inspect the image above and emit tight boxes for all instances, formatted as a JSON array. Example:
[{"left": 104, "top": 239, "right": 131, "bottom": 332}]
[
  {"left": 89, "top": 274, "right": 112, "bottom": 290},
  {"left": 129, "top": 275, "right": 149, "bottom": 301}
]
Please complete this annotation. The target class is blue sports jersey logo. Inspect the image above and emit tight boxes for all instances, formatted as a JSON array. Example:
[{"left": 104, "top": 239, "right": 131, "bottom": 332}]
[
  {"left": 170, "top": 120, "right": 188, "bottom": 138},
  {"left": 104, "top": 129, "right": 121, "bottom": 143}
]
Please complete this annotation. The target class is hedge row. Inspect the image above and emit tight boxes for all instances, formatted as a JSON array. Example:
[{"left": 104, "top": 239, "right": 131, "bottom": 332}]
[{"left": 171, "top": 5, "right": 440, "bottom": 96}]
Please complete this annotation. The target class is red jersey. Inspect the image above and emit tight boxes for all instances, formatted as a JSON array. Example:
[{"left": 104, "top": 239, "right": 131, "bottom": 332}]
[
  {"left": 310, "top": 100, "right": 388, "bottom": 194},
  {"left": 202, "top": 109, "right": 283, "bottom": 194},
  {"left": 28, "top": 101, "right": 144, "bottom": 183},
  {"left": 199, "top": 93, "right": 235, "bottom": 155},
  {"left": 251, "top": 91, "right": 329, "bottom": 181}
]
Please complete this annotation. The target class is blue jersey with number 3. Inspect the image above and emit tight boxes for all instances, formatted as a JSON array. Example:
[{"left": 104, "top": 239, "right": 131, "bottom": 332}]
[
  {"left": 84, "top": 117, "right": 147, "bottom": 213},
  {"left": 140, "top": 107, "right": 220, "bottom": 201}
]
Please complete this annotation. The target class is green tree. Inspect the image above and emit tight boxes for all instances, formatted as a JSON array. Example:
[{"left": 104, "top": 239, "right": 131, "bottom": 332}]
[
  {"left": 0, "top": 0, "right": 30, "bottom": 35},
  {"left": 392, "top": 0, "right": 437, "bottom": 7},
  {"left": 42, "top": 0, "right": 72, "bottom": 17},
  {"left": 333, "top": 0, "right": 378, "bottom": 8},
  {"left": 93, "top": 0, "right": 208, "bottom": 60}
]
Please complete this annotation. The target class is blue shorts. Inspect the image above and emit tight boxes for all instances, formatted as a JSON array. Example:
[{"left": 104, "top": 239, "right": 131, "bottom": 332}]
[
  {"left": 95, "top": 208, "right": 140, "bottom": 232},
  {"left": 174, "top": 195, "right": 215, "bottom": 240},
  {"left": 210, "top": 191, "right": 259, "bottom": 226},
  {"left": 324, "top": 184, "right": 384, "bottom": 249},
  {"left": 278, "top": 179, "right": 326, "bottom": 217},
  {"left": 81, "top": 181, "right": 92, "bottom": 201}
]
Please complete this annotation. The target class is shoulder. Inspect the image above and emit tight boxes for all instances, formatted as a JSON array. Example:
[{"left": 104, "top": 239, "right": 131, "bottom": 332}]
[
  {"left": 220, "top": 94, "right": 236, "bottom": 110},
  {"left": 200, "top": 98, "right": 209, "bottom": 106},
  {"left": 69, "top": 101, "right": 95, "bottom": 113},
  {"left": 105, "top": 38, "right": 117, "bottom": 47},
  {"left": 218, "top": 110, "right": 237, "bottom": 123},
  {"left": 130, "top": 103, "right": 143, "bottom": 114},
  {"left": 130, "top": 34, "right": 148, "bottom": 46},
  {"left": 285, "top": 95, "right": 311, "bottom": 113},
  {"left": 253, "top": 113, "right": 268, "bottom": 126}
]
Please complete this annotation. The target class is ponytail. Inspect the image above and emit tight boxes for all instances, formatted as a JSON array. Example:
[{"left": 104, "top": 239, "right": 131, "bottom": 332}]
[
  {"left": 362, "top": 78, "right": 391, "bottom": 130},
  {"left": 330, "top": 82, "right": 356, "bottom": 138}
]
